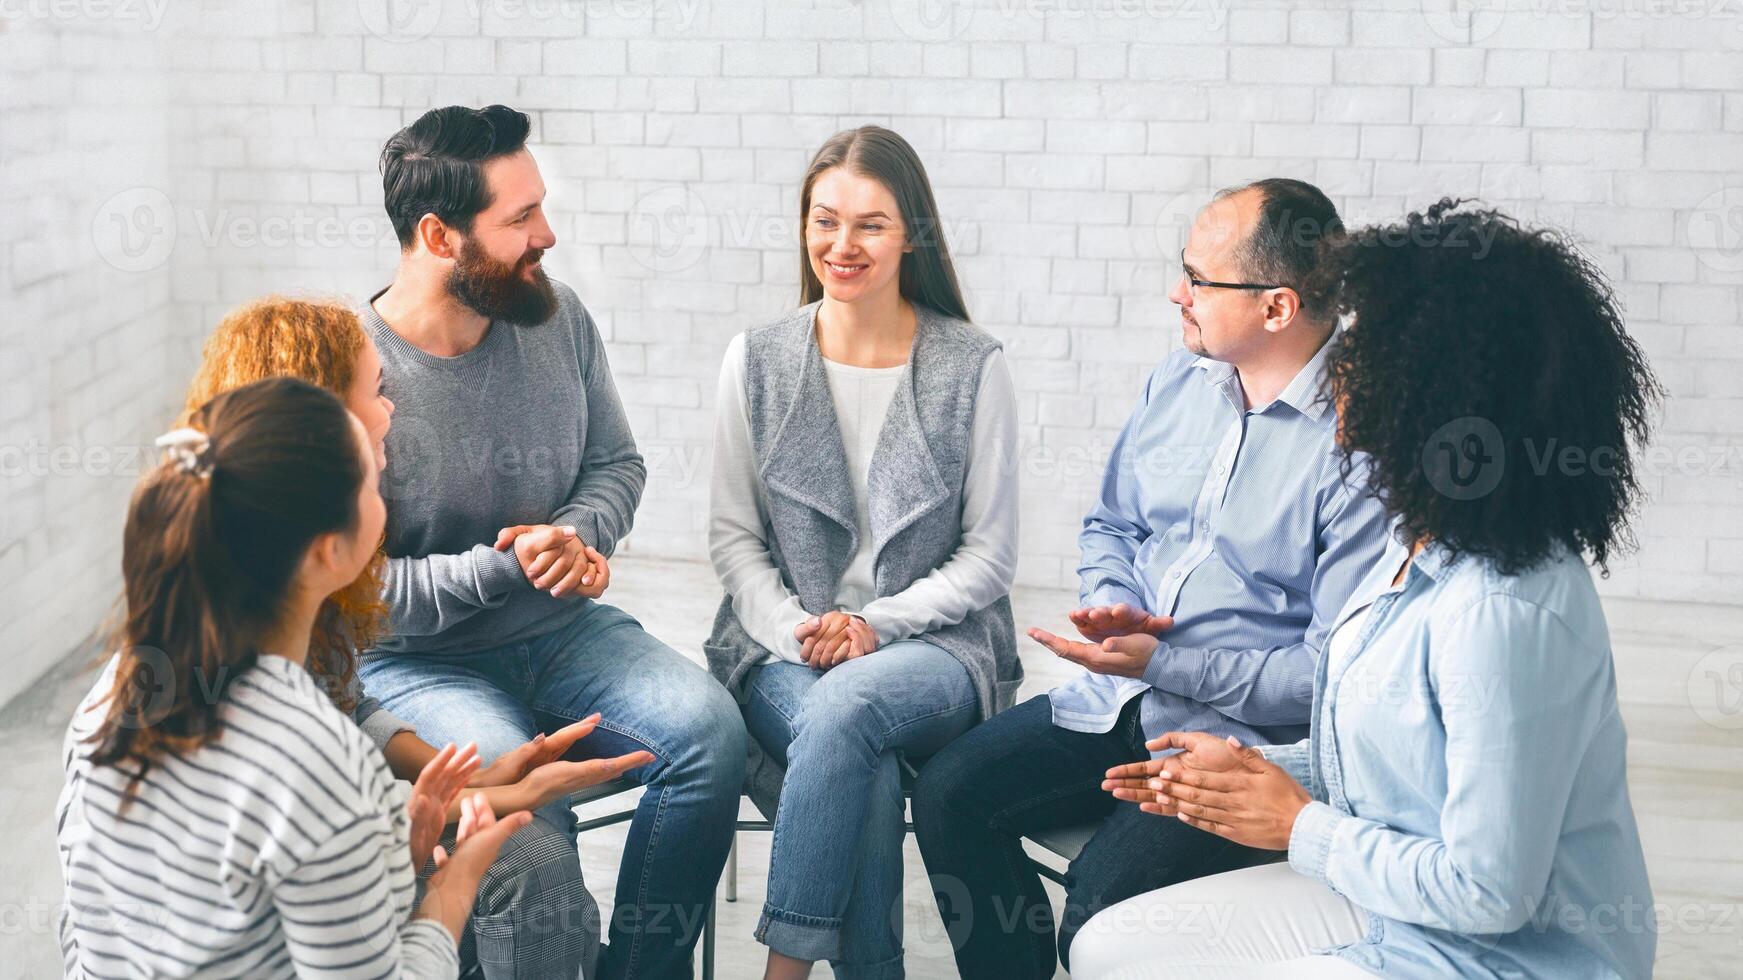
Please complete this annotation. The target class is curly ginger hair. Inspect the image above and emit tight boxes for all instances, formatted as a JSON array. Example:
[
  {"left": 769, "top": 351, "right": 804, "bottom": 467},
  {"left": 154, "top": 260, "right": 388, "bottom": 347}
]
[{"left": 181, "top": 297, "right": 392, "bottom": 712}]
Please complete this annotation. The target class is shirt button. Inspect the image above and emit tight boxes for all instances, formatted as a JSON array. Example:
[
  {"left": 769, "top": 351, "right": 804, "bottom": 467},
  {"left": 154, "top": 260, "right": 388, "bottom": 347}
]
[
  {"left": 1171, "top": 570, "right": 1182, "bottom": 578},
  {"left": 1200, "top": 521, "right": 1210, "bottom": 532}
]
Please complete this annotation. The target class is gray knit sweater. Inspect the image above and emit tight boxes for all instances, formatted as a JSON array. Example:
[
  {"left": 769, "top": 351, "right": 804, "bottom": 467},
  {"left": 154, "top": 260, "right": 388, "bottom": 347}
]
[{"left": 362, "top": 279, "right": 647, "bottom": 658}]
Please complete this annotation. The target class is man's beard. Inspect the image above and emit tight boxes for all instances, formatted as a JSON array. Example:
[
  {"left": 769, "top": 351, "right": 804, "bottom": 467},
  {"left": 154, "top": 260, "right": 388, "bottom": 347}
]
[{"left": 447, "top": 237, "right": 558, "bottom": 325}]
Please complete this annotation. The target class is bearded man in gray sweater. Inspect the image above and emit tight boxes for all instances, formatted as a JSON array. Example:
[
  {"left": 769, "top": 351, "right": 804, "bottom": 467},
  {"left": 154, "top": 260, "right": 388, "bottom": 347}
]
[{"left": 356, "top": 104, "right": 746, "bottom": 980}]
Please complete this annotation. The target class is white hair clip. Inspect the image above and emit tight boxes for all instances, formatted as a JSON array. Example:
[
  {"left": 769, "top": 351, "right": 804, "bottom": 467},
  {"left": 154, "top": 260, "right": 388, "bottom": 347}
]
[{"left": 154, "top": 427, "right": 215, "bottom": 478}]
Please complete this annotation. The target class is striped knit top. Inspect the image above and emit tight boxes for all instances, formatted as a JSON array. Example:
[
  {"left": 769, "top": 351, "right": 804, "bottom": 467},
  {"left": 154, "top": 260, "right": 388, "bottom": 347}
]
[{"left": 55, "top": 653, "right": 458, "bottom": 979}]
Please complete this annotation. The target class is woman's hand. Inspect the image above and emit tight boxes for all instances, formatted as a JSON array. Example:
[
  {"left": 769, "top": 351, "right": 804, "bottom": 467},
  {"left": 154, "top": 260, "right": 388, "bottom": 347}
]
[
  {"left": 1123, "top": 731, "right": 1312, "bottom": 851},
  {"left": 794, "top": 612, "right": 877, "bottom": 670},
  {"left": 471, "top": 715, "right": 601, "bottom": 788},
  {"left": 415, "top": 795, "right": 535, "bottom": 942},
  {"left": 1102, "top": 730, "right": 1245, "bottom": 809},
  {"left": 512, "top": 748, "right": 656, "bottom": 812},
  {"left": 407, "top": 742, "right": 480, "bottom": 872},
  {"left": 465, "top": 714, "right": 655, "bottom": 814}
]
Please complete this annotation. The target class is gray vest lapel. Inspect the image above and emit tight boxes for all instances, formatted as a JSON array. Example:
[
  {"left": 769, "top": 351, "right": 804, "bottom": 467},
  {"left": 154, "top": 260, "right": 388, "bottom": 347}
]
[
  {"left": 756, "top": 315, "right": 859, "bottom": 547},
  {"left": 866, "top": 340, "right": 949, "bottom": 575}
]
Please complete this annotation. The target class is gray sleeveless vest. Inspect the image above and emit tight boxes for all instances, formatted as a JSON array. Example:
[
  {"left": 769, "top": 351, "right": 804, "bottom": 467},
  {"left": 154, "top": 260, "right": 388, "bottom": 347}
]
[{"left": 704, "top": 301, "right": 1022, "bottom": 814}]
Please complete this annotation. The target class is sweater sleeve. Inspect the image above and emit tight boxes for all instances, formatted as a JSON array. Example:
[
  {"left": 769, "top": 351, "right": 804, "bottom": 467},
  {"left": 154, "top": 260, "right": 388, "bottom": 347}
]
[
  {"left": 381, "top": 546, "right": 527, "bottom": 638},
  {"left": 548, "top": 295, "right": 648, "bottom": 556},
  {"left": 708, "top": 333, "right": 811, "bottom": 664},
  {"left": 856, "top": 349, "right": 1020, "bottom": 644},
  {"left": 348, "top": 671, "right": 416, "bottom": 751},
  {"left": 273, "top": 812, "right": 459, "bottom": 978}
]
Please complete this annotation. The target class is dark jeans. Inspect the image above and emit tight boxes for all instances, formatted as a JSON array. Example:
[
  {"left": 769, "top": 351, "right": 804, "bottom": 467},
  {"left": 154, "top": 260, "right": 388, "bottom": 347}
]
[{"left": 911, "top": 694, "right": 1276, "bottom": 979}]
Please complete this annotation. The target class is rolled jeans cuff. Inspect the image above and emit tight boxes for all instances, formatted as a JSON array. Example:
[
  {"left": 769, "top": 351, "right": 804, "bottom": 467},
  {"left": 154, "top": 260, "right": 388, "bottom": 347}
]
[{"left": 756, "top": 904, "right": 841, "bottom": 963}]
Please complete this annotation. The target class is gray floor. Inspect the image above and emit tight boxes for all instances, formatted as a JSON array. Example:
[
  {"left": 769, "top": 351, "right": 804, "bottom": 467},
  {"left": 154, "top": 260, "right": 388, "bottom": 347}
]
[{"left": 4, "top": 556, "right": 1739, "bottom": 979}]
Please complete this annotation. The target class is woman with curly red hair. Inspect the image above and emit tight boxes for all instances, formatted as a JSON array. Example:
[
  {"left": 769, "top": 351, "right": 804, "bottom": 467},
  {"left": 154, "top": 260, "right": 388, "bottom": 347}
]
[{"left": 175, "top": 296, "right": 645, "bottom": 979}]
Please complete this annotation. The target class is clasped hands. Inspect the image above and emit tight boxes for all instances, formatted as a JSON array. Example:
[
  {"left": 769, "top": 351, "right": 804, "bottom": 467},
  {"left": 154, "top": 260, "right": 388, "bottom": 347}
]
[
  {"left": 494, "top": 523, "right": 609, "bottom": 598},
  {"left": 792, "top": 610, "right": 879, "bottom": 670}
]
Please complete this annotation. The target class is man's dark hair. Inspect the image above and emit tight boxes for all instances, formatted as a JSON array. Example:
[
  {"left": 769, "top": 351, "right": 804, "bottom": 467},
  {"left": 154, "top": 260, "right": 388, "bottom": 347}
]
[
  {"left": 1217, "top": 177, "right": 1344, "bottom": 320},
  {"left": 380, "top": 104, "right": 531, "bottom": 250},
  {"left": 1317, "top": 198, "right": 1662, "bottom": 576}
]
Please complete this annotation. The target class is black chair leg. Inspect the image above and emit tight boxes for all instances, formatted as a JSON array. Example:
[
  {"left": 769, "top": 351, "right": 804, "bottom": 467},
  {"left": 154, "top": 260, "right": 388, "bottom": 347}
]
[{"left": 702, "top": 894, "right": 716, "bottom": 980}]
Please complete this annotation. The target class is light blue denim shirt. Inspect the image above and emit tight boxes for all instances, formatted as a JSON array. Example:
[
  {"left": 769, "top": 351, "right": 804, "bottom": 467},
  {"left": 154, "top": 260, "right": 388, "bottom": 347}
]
[
  {"left": 1265, "top": 533, "right": 1656, "bottom": 979},
  {"left": 1049, "top": 340, "right": 1393, "bottom": 752}
]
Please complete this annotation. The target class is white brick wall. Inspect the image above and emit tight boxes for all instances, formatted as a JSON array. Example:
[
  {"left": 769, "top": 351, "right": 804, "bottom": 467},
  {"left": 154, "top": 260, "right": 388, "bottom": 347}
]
[
  {"left": 0, "top": 11, "right": 183, "bottom": 710},
  {"left": 5, "top": 0, "right": 1742, "bottom": 702}
]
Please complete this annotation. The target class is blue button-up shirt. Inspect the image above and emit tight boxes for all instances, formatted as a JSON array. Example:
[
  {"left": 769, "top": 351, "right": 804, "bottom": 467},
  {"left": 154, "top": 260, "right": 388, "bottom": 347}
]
[
  {"left": 1267, "top": 535, "right": 1656, "bottom": 979},
  {"left": 1050, "top": 339, "right": 1392, "bottom": 751}
]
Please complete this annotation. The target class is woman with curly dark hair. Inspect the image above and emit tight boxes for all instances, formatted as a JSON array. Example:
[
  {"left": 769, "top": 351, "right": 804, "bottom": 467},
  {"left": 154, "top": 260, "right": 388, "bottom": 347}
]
[{"left": 1072, "top": 200, "right": 1662, "bottom": 979}]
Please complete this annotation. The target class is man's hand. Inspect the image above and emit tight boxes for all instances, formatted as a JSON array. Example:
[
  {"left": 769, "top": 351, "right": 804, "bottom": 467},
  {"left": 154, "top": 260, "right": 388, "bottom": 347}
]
[
  {"left": 495, "top": 524, "right": 610, "bottom": 598},
  {"left": 1067, "top": 603, "right": 1173, "bottom": 642},
  {"left": 794, "top": 612, "right": 876, "bottom": 670},
  {"left": 1114, "top": 731, "right": 1311, "bottom": 851},
  {"left": 1028, "top": 626, "right": 1159, "bottom": 679}
]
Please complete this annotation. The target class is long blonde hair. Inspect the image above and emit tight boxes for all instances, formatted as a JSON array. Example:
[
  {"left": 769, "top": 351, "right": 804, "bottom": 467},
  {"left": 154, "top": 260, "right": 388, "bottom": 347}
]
[{"left": 181, "top": 297, "right": 390, "bottom": 712}]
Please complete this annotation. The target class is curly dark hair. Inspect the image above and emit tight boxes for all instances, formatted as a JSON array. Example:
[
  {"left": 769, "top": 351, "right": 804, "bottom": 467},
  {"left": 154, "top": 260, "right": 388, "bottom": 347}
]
[{"left": 1316, "top": 199, "right": 1662, "bottom": 576}]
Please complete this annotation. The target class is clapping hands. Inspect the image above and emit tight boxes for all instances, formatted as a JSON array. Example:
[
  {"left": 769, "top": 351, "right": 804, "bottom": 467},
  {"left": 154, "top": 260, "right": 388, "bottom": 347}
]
[
  {"left": 1101, "top": 731, "right": 1311, "bottom": 851},
  {"left": 406, "top": 742, "right": 480, "bottom": 872}
]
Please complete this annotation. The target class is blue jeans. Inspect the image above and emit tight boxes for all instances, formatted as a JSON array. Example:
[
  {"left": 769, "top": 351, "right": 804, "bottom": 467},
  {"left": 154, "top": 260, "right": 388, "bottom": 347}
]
[
  {"left": 744, "top": 640, "right": 979, "bottom": 979},
  {"left": 359, "top": 602, "right": 748, "bottom": 980}
]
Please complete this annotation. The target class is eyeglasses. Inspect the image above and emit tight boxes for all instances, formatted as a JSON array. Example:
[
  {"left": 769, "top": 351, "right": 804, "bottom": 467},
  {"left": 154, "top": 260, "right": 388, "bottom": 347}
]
[{"left": 1181, "top": 249, "right": 1283, "bottom": 292}]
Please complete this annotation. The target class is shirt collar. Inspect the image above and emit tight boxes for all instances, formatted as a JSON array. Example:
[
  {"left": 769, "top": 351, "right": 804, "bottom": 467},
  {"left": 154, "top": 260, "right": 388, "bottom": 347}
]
[
  {"left": 1273, "top": 330, "right": 1336, "bottom": 421},
  {"left": 1189, "top": 330, "right": 1336, "bottom": 421},
  {"left": 1190, "top": 353, "right": 1237, "bottom": 385},
  {"left": 1391, "top": 523, "right": 1463, "bottom": 585}
]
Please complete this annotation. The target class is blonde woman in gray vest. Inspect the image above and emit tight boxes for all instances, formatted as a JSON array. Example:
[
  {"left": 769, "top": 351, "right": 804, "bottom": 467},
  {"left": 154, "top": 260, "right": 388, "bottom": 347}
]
[{"left": 705, "top": 125, "right": 1022, "bottom": 980}]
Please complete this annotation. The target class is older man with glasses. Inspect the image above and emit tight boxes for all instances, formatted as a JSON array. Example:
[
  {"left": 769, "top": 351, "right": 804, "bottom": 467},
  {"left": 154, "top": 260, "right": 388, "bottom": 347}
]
[{"left": 911, "top": 178, "right": 1394, "bottom": 979}]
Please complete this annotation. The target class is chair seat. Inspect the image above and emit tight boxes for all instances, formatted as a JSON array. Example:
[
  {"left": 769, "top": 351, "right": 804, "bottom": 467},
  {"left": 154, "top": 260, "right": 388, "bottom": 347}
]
[{"left": 1025, "top": 820, "right": 1099, "bottom": 864}]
